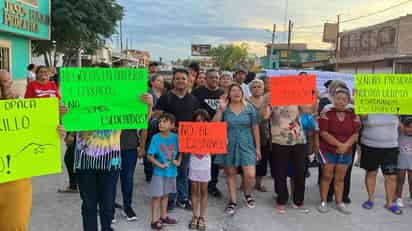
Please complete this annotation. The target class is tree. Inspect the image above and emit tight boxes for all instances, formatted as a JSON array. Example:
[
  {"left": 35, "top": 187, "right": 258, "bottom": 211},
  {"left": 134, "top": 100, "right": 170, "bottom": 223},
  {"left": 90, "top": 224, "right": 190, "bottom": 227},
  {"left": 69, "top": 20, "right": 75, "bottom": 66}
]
[
  {"left": 209, "top": 43, "right": 251, "bottom": 70},
  {"left": 32, "top": 0, "right": 123, "bottom": 66}
]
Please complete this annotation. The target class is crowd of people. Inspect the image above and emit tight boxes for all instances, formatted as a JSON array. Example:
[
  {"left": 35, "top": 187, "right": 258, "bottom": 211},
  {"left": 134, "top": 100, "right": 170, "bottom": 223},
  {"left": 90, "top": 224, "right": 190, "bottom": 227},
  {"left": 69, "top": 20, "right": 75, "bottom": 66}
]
[{"left": 0, "top": 61, "right": 411, "bottom": 231}]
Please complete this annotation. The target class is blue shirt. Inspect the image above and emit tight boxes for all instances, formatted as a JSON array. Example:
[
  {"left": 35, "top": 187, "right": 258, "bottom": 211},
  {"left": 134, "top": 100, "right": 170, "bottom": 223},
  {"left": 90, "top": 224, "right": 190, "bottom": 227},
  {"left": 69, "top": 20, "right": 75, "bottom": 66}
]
[
  {"left": 300, "top": 113, "right": 316, "bottom": 137},
  {"left": 147, "top": 133, "right": 179, "bottom": 177}
]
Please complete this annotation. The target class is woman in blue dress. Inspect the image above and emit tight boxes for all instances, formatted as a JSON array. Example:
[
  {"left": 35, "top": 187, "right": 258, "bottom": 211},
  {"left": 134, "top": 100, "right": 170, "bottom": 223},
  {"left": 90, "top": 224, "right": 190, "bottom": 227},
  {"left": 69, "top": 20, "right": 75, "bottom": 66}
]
[{"left": 214, "top": 83, "right": 261, "bottom": 215}]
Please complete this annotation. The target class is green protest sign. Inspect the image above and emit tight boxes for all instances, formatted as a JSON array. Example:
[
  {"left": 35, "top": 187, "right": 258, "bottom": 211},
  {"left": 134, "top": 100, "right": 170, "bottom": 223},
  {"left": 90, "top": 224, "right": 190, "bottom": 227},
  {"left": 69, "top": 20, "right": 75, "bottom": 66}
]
[
  {"left": 60, "top": 68, "right": 149, "bottom": 131},
  {"left": 355, "top": 74, "right": 412, "bottom": 114},
  {"left": 0, "top": 98, "right": 61, "bottom": 184}
]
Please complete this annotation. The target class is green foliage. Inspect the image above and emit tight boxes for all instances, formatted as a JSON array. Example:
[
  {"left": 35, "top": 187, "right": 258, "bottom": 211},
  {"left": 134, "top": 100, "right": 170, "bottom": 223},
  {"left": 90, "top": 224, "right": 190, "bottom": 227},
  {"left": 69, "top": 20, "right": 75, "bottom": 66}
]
[
  {"left": 32, "top": 0, "right": 123, "bottom": 66},
  {"left": 209, "top": 43, "right": 250, "bottom": 70}
]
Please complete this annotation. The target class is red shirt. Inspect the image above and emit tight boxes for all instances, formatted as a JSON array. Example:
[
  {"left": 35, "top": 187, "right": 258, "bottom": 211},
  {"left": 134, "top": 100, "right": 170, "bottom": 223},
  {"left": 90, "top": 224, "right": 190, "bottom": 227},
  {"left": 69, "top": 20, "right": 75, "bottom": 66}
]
[
  {"left": 24, "top": 81, "right": 61, "bottom": 99},
  {"left": 319, "top": 107, "right": 361, "bottom": 154}
]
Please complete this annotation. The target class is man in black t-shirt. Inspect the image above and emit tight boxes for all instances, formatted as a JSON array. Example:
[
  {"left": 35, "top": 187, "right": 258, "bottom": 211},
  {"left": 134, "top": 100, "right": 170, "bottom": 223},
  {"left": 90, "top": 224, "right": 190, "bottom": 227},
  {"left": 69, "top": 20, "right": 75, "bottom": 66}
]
[
  {"left": 155, "top": 68, "right": 199, "bottom": 210},
  {"left": 192, "top": 69, "right": 224, "bottom": 198}
]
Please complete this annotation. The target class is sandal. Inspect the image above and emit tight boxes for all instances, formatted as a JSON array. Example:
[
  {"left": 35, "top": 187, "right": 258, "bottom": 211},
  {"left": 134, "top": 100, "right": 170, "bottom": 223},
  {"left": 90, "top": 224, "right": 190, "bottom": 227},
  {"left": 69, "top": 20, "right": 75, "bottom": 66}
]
[
  {"left": 160, "top": 216, "right": 177, "bottom": 225},
  {"left": 197, "top": 217, "right": 207, "bottom": 230},
  {"left": 188, "top": 216, "right": 198, "bottom": 229},
  {"left": 362, "top": 200, "right": 374, "bottom": 210},
  {"left": 255, "top": 185, "right": 268, "bottom": 192},
  {"left": 244, "top": 194, "right": 256, "bottom": 208},
  {"left": 57, "top": 186, "right": 78, "bottom": 193},
  {"left": 150, "top": 220, "right": 163, "bottom": 230},
  {"left": 386, "top": 205, "right": 403, "bottom": 215},
  {"left": 224, "top": 202, "right": 237, "bottom": 215}
]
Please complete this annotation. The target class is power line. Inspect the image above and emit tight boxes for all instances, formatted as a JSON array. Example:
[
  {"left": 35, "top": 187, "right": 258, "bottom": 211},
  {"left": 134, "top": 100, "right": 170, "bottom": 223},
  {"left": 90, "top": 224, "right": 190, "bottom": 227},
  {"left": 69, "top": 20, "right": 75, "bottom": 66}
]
[{"left": 293, "top": 0, "right": 412, "bottom": 29}]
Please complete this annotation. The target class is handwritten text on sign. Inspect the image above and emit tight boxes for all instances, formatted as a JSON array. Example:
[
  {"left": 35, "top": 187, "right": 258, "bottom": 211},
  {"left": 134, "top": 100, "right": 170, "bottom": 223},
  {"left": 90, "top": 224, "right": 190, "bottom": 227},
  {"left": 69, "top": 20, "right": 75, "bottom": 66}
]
[
  {"left": 60, "top": 68, "right": 149, "bottom": 131},
  {"left": 269, "top": 75, "right": 317, "bottom": 106},
  {"left": 178, "top": 122, "right": 227, "bottom": 154},
  {"left": 0, "top": 98, "right": 61, "bottom": 184},
  {"left": 355, "top": 74, "right": 412, "bottom": 114}
]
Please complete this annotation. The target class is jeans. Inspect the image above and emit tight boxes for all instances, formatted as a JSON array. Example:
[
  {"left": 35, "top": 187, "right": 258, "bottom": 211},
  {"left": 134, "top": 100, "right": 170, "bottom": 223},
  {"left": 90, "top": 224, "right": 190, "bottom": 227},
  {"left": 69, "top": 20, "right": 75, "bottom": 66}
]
[
  {"left": 120, "top": 149, "right": 138, "bottom": 208},
  {"left": 77, "top": 169, "right": 120, "bottom": 231},
  {"left": 64, "top": 144, "right": 77, "bottom": 189},
  {"left": 271, "top": 143, "right": 306, "bottom": 206},
  {"left": 143, "top": 155, "right": 153, "bottom": 181},
  {"left": 169, "top": 154, "right": 190, "bottom": 206},
  {"left": 208, "top": 156, "right": 220, "bottom": 193}
]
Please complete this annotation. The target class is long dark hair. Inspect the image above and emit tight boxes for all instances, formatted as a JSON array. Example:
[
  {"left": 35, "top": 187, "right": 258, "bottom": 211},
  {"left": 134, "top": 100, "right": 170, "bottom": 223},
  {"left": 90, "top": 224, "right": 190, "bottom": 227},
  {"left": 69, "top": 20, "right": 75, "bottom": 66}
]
[{"left": 227, "top": 83, "right": 246, "bottom": 106}]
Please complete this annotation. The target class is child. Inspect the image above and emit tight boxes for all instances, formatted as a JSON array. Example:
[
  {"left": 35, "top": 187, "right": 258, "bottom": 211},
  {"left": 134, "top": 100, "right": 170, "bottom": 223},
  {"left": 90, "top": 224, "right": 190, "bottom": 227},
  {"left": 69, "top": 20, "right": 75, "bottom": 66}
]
[
  {"left": 396, "top": 115, "right": 412, "bottom": 207},
  {"left": 147, "top": 113, "right": 181, "bottom": 230},
  {"left": 188, "top": 109, "right": 212, "bottom": 230}
]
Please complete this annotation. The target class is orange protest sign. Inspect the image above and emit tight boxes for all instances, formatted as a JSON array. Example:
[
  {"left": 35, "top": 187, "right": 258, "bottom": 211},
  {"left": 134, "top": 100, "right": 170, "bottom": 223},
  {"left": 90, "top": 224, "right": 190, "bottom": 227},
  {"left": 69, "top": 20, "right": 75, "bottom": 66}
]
[
  {"left": 269, "top": 75, "right": 317, "bottom": 106},
  {"left": 178, "top": 122, "right": 227, "bottom": 154}
]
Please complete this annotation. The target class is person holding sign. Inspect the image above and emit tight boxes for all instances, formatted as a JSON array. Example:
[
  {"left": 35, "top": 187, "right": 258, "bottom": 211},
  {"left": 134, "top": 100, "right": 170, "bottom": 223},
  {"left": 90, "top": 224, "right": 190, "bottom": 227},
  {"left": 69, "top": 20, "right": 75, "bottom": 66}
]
[
  {"left": 188, "top": 109, "right": 212, "bottom": 230},
  {"left": 317, "top": 87, "right": 361, "bottom": 215},
  {"left": 0, "top": 70, "right": 66, "bottom": 231},
  {"left": 24, "top": 66, "right": 61, "bottom": 99},
  {"left": 213, "top": 83, "right": 260, "bottom": 215},
  {"left": 360, "top": 114, "right": 401, "bottom": 215},
  {"left": 247, "top": 78, "right": 272, "bottom": 192},
  {"left": 147, "top": 113, "right": 181, "bottom": 230},
  {"left": 266, "top": 97, "right": 309, "bottom": 214}
]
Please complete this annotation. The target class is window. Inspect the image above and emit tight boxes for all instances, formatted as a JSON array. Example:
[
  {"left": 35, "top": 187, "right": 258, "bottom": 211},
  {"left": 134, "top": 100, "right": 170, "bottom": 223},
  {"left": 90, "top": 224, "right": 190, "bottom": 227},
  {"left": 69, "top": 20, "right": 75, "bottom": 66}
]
[{"left": 0, "top": 41, "right": 11, "bottom": 72}]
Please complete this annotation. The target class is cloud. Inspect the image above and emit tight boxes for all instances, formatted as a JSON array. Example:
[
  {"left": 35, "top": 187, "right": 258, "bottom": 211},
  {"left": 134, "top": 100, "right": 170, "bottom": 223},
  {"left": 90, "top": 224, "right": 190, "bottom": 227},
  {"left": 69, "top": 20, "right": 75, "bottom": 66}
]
[{"left": 115, "top": 0, "right": 412, "bottom": 62}]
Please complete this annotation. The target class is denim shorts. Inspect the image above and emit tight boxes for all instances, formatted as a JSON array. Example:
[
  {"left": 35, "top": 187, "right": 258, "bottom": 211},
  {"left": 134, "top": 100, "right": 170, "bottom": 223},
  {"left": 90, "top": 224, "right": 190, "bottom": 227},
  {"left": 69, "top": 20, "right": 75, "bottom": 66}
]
[{"left": 319, "top": 151, "right": 352, "bottom": 165}]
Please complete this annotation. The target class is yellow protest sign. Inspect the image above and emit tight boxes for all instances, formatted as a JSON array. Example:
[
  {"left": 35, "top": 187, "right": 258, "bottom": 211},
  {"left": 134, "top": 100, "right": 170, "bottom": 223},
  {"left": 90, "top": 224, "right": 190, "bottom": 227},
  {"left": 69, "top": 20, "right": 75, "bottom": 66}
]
[
  {"left": 355, "top": 74, "right": 412, "bottom": 114},
  {"left": 0, "top": 98, "right": 61, "bottom": 184}
]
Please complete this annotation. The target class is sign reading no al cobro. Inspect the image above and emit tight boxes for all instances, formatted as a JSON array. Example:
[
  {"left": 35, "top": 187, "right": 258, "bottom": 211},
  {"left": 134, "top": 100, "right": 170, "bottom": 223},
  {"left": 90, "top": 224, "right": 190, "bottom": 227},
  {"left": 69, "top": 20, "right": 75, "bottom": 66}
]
[
  {"left": 0, "top": 98, "right": 61, "bottom": 184},
  {"left": 355, "top": 74, "right": 412, "bottom": 115},
  {"left": 0, "top": 0, "right": 50, "bottom": 40},
  {"left": 60, "top": 68, "right": 149, "bottom": 131}
]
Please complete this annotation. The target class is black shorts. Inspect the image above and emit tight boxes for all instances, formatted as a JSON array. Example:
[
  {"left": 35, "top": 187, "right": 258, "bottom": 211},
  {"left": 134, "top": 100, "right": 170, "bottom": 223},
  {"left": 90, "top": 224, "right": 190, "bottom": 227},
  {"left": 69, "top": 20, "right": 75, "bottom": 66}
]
[{"left": 360, "top": 145, "right": 399, "bottom": 175}]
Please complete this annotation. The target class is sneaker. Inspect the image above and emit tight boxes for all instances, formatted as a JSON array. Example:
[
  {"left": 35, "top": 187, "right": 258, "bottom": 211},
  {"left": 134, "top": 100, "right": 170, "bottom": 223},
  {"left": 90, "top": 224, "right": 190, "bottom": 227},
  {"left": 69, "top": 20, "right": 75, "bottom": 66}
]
[
  {"left": 123, "top": 207, "right": 137, "bottom": 221},
  {"left": 177, "top": 200, "right": 192, "bottom": 210},
  {"left": 244, "top": 194, "right": 256, "bottom": 209},
  {"left": 317, "top": 201, "right": 329, "bottom": 213},
  {"left": 276, "top": 204, "right": 286, "bottom": 214},
  {"left": 343, "top": 197, "right": 352, "bottom": 204},
  {"left": 292, "top": 204, "right": 310, "bottom": 213},
  {"left": 111, "top": 218, "right": 116, "bottom": 224},
  {"left": 395, "top": 198, "right": 404, "bottom": 208},
  {"left": 336, "top": 203, "right": 351, "bottom": 215}
]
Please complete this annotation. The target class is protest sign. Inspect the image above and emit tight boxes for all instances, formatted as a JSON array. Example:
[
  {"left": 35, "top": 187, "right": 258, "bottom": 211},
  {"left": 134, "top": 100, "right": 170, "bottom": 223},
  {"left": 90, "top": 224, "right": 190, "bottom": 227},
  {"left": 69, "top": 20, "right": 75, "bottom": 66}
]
[
  {"left": 266, "top": 70, "right": 354, "bottom": 95},
  {"left": 354, "top": 74, "right": 412, "bottom": 114},
  {"left": 269, "top": 75, "right": 317, "bottom": 106},
  {"left": 0, "top": 98, "right": 61, "bottom": 184},
  {"left": 60, "top": 68, "right": 149, "bottom": 131},
  {"left": 178, "top": 122, "right": 227, "bottom": 154}
]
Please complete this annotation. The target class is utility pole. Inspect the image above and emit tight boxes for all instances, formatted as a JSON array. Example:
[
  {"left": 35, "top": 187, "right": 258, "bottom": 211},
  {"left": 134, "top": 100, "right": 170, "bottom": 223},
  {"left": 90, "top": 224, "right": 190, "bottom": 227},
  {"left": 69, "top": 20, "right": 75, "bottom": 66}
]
[
  {"left": 287, "top": 19, "right": 293, "bottom": 68},
  {"left": 335, "top": 14, "right": 341, "bottom": 72},
  {"left": 120, "top": 20, "right": 123, "bottom": 52},
  {"left": 269, "top": 24, "right": 276, "bottom": 69}
]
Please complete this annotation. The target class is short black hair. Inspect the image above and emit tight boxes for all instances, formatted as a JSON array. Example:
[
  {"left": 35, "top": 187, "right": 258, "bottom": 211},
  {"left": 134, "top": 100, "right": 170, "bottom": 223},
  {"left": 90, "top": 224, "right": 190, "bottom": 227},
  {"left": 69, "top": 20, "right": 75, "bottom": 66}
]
[
  {"left": 27, "top": 64, "right": 36, "bottom": 71},
  {"left": 35, "top": 65, "right": 47, "bottom": 76},
  {"left": 298, "top": 71, "right": 308, "bottom": 76},
  {"left": 149, "top": 61, "right": 159, "bottom": 67},
  {"left": 193, "top": 109, "right": 211, "bottom": 121},
  {"left": 189, "top": 62, "right": 200, "bottom": 73},
  {"left": 206, "top": 68, "right": 218, "bottom": 76},
  {"left": 159, "top": 112, "right": 176, "bottom": 125},
  {"left": 401, "top": 116, "right": 412, "bottom": 126},
  {"left": 173, "top": 68, "right": 189, "bottom": 77}
]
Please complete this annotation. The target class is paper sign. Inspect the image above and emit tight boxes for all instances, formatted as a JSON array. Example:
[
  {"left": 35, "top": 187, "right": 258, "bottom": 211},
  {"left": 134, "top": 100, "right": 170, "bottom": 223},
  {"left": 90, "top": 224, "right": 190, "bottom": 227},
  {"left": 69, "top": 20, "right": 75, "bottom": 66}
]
[
  {"left": 266, "top": 70, "right": 355, "bottom": 95},
  {"left": 178, "top": 122, "right": 227, "bottom": 154},
  {"left": 354, "top": 74, "right": 412, "bottom": 114},
  {"left": 60, "top": 68, "right": 149, "bottom": 131},
  {"left": 269, "top": 75, "right": 317, "bottom": 106},
  {"left": 0, "top": 98, "right": 61, "bottom": 184}
]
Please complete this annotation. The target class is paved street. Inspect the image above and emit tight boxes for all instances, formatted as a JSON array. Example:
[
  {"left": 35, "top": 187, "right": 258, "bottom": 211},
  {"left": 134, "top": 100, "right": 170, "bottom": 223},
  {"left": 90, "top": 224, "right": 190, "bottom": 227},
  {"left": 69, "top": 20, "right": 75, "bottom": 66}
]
[{"left": 29, "top": 156, "right": 411, "bottom": 231}]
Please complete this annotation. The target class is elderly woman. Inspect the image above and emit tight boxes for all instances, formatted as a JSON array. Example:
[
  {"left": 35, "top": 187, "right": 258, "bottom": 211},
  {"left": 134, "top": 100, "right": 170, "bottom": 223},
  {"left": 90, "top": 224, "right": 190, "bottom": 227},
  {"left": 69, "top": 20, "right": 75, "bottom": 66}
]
[
  {"left": 0, "top": 70, "right": 65, "bottom": 231},
  {"left": 318, "top": 87, "right": 360, "bottom": 214},
  {"left": 219, "top": 71, "right": 233, "bottom": 97},
  {"left": 214, "top": 83, "right": 260, "bottom": 215},
  {"left": 248, "top": 78, "right": 271, "bottom": 192}
]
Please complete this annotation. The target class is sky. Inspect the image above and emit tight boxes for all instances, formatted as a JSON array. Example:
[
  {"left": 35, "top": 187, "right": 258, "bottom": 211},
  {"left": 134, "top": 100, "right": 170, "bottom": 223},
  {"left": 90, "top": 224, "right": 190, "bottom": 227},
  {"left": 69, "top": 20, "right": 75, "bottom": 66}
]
[{"left": 113, "top": 0, "right": 412, "bottom": 62}]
